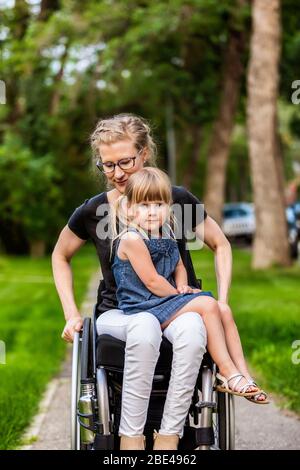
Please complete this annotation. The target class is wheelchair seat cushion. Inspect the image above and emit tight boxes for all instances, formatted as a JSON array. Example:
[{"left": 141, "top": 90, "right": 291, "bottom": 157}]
[{"left": 96, "top": 334, "right": 173, "bottom": 373}]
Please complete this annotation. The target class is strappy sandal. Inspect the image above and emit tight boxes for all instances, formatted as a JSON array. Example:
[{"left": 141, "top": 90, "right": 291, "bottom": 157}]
[
  {"left": 245, "top": 379, "right": 270, "bottom": 404},
  {"left": 216, "top": 372, "right": 258, "bottom": 397}
]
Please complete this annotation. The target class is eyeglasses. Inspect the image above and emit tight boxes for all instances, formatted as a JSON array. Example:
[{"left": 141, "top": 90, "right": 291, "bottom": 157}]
[{"left": 96, "top": 154, "right": 140, "bottom": 174}]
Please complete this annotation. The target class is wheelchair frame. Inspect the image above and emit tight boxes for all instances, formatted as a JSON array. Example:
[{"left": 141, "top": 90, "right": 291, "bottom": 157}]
[{"left": 71, "top": 306, "right": 235, "bottom": 451}]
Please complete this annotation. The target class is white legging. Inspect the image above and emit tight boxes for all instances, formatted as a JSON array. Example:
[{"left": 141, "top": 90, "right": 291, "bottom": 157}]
[{"left": 96, "top": 309, "right": 207, "bottom": 438}]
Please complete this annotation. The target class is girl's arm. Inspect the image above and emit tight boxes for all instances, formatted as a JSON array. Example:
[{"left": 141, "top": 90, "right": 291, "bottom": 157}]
[
  {"left": 174, "top": 256, "right": 200, "bottom": 294},
  {"left": 120, "top": 232, "right": 178, "bottom": 297},
  {"left": 174, "top": 256, "right": 188, "bottom": 287}
]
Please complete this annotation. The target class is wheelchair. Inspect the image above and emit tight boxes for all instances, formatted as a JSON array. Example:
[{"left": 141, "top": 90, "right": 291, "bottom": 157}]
[{"left": 71, "top": 291, "right": 235, "bottom": 451}]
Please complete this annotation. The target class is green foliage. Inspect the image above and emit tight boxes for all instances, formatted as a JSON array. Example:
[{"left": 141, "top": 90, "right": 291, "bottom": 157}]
[
  {"left": 226, "top": 125, "right": 251, "bottom": 202},
  {"left": 0, "top": 0, "right": 300, "bottom": 251},
  {"left": 0, "top": 132, "right": 63, "bottom": 242}
]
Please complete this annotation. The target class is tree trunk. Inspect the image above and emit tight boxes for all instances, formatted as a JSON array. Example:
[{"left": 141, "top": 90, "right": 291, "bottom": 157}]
[
  {"left": 0, "top": 220, "right": 29, "bottom": 254},
  {"left": 38, "top": 0, "right": 60, "bottom": 21},
  {"left": 49, "top": 43, "right": 69, "bottom": 115},
  {"left": 30, "top": 240, "right": 46, "bottom": 258},
  {"left": 237, "top": 156, "right": 249, "bottom": 201},
  {"left": 204, "top": 1, "right": 246, "bottom": 224},
  {"left": 182, "top": 124, "right": 202, "bottom": 190},
  {"left": 247, "top": 0, "right": 291, "bottom": 268},
  {"left": 5, "top": 0, "right": 30, "bottom": 126},
  {"left": 166, "top": 97, "right": 177, "bottom": 185}
]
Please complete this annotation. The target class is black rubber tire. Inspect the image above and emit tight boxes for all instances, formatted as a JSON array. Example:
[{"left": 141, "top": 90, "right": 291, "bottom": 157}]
[
  {"left": 81, "top": 317, "right": 93, "bottom": 381},
  {"left": 217, "top": 391, "right": 234, "bottom": 450}
]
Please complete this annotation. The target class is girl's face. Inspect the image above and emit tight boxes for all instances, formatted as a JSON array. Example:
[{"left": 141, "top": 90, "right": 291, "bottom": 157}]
[
  {"left": 98, "top": 139, "right": 148, "bottom": 194},
  {"left": 129, "top": 201, "right": 170, "bottom": 235}
]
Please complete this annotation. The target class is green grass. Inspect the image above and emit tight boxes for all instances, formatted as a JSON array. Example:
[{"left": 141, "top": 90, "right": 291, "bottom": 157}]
[
  {"left": 0, "top": 244, "right": 98, "bottom": 450},
  {"left": 191, "top": 247, "right": 300, "bottom": 413}
]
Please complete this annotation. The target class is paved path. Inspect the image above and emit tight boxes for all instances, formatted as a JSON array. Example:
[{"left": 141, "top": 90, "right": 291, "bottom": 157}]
[
  {"left": 235, "top": 395, "right": 300, "bottom": 450},
  {"left": 22, "top": 271, "right": 300, "bottom": 450}
]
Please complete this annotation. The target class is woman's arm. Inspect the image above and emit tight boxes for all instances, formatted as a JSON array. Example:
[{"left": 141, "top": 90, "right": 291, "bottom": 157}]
[
  {"left": 120, "top": 232, "right": 178, "bottom": 297},
  {"left": 195, "top": 215, "right": 232, "bottom": 303},
  {"left": 52, "top": 225, "right": 86, "bottom": 342}
]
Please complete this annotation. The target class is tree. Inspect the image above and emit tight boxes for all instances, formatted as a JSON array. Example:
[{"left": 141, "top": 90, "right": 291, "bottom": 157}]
[
  {"left": 0, "top": 133, "right": 63, "bottom": 255},
  {"left": 204, "top": 0, "right": 248, "bottom": 224},
  {"left": 247, "top": 0, "right": 291, "bottom": 268}
]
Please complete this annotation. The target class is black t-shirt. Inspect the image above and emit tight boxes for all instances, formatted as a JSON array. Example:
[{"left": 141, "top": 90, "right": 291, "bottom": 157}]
[{"left": 67, "top": 186, "right": 207, "bottom": 315}]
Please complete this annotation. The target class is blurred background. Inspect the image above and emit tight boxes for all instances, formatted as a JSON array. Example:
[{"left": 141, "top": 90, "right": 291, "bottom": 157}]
[{"left": 0, "top": 0, "right": 300, "bottom": 450}]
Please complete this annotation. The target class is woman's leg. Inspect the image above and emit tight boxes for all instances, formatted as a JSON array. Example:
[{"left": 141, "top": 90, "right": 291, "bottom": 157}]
[
  {"left": 96, "top": 309, "right": 162, "bottom": 436},
  {"left": 158, "top": 312, "right": 207, "bottom": 438}
]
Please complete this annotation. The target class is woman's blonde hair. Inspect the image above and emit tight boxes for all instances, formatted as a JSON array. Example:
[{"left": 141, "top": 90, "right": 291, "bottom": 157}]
[
  {"left": 109, "top": 167, "right": 177, "bottom": 259},
  {"left": 90, "top": 113, "right": 157, "bottom": 167}
]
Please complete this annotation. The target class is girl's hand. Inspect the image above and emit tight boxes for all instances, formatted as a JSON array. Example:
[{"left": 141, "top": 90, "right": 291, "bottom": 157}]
[
  {"left": 61, "top": 315, "right": 83, "bottom": 343},
  {"left": 177, "top": 284, "right": 194, "bottom": 294},
  {"left": 191, "top": 288, "right": 202, "bottom": 294}
]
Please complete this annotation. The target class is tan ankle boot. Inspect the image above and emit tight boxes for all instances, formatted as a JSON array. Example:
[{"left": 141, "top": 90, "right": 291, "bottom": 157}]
[
  {"left": 153, "top": 430, "right": 179, "bottom": 450},
  {"left": 120, "top": 435, "right": 146, "bottom": 450}
]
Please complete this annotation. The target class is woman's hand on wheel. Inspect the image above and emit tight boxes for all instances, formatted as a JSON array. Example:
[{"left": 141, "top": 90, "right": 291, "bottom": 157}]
[{"left": 61, "top": 315, "right": 83, "bottom": 343}]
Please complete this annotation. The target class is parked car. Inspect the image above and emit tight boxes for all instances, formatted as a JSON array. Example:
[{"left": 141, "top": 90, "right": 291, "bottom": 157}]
[
  {"left": 222, "top": 203, "right": 255, "bottom": 243},
  {"left": 286, "top": 205, "right": 299, "bottom": 259},
  {"left": 222, "top": 202, "right": 299, "bottom": 258},
  {"left": 291, "top": 201, "right": 300, "bottom": 236}
]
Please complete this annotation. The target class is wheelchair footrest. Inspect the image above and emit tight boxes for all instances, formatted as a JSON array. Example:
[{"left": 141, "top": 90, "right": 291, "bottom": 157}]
[
  {"left": 195, "top": 427, "right": 215, "bottom": 447},
  {"left": 93, "top": 433, "right": 115, "bottom": 450}
]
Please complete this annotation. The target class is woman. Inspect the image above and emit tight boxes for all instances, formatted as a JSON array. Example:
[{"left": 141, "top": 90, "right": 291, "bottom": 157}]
[{"left": 52, "top": 114, "right": 265, "bottom": 451}]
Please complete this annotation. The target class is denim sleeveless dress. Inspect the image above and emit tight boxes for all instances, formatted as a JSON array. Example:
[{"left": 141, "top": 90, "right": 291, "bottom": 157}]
[{"left": 112, "top": 229, "right": 213, "bottom": 324}]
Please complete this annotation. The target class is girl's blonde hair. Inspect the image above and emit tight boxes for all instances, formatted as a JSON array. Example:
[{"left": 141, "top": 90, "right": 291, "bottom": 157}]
[
  {"left": 109, "top": 168, "right": 177, "bottom": 259},
  {"left": 90, "top": 113, "right": 157, "bottom": 167}
]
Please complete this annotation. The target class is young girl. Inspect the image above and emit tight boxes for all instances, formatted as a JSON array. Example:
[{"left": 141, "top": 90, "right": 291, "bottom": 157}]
[{"left": 111, "top": 167, "right": 269, "bottom": 405}]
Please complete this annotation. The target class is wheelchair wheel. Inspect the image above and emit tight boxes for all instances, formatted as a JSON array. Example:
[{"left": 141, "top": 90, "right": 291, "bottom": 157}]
[
  {"left": 71, "top": 318, "right": 95, "bottom": 450},
  {"left": 71, "top": 331, "right": 81, "bottom": 450},
  {"left": 71, "top": 316, "right": 115, "bottom": 450},
  {"left": 216, "top": 391, "right": 235, "bottom": 450},
  {"left": 193, "top": 363, "right": 235, "bottom": 450}
]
